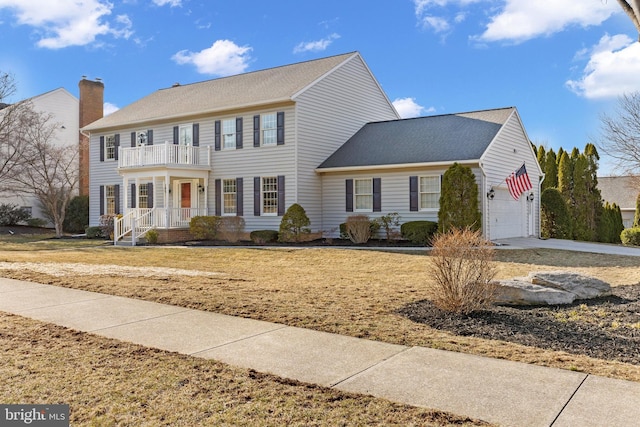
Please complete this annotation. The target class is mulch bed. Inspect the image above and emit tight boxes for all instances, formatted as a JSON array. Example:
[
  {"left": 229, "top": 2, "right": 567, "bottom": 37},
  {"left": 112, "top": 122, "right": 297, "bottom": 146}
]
[{"left": 397, "top": 284, "right": 640, "bottom": 365}]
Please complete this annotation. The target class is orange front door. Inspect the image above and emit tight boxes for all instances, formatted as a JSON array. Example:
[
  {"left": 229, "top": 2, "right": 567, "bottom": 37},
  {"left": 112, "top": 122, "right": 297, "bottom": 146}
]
[{"left": 180, "top": 182, "right": 191, "bottom": 208}]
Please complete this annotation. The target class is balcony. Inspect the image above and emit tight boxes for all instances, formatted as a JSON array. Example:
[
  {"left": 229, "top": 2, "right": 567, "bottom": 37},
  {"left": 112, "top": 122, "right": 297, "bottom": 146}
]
[{"left": 118, "top": 143, "right": 210, "bottom": 169}]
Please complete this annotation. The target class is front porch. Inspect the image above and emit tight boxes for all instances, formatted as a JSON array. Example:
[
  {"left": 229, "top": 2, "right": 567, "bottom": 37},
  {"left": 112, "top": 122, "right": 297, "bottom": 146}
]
[{"left": 114, "top": 148, "right": 210, "bottom": 245}]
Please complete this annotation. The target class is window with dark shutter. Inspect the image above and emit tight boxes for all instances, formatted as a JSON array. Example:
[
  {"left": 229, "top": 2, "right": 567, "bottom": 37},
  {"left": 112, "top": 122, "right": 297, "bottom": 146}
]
[
  {"left": 99, "top": 185, "right": 105, "bottom": 215},
  {"left": 277, "top": 112, "right": 285, "bottom": 145},
  {"left": 253, "top": 177, "right": 261, "bottom": 216},
  {"left": 236, "top": 177, "right": 243, "bottom": 216},
  {"left": 215, "top": 179, "right": 222, "bottom": 216},
  {"left": 236, "top": 117, "right": 243, "bottom": 149},
  {"left": 409, "top": 176, "right": 418, "bottom": 211},
  {"left": 131, "top": 183, "right": 136, "bottom": 208},
  {"left": 373, "top": 178, "right": 381, "bottom": 212},
  {"left": 147, "top": 183, "right": 154, "bottom": 208},
  {"left": 277, "top": 175, "right": 285, "bottom": 216},
  {"left": 193, "top": 123, "right": 199, "bottom": 147},
  {"left": 214, "top": 120, "right": 221, "bottom": 151},
  {"left": 253, "top": 115, "right": 260, "bottom": 147},
  {"left": 346, "top": 179, "right": 353, "bottom": 212}
]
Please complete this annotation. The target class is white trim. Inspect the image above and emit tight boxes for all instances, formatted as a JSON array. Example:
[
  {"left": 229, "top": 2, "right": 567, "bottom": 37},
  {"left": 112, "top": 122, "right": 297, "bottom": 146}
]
[{"left": 316, "top": 159, "right": 480, "bottom": 174}]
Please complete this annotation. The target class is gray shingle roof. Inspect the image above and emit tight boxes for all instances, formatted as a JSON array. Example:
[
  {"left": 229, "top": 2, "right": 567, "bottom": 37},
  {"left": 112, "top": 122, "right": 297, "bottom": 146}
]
[
  {"left": 83, "top": 52, "right": 358, "bottom": 131},
  {"left": 317, "top": 107, "right": 514, "bottom": 170},
  {"left": 598, "top": 176, "right": 639, "bottom": 209}
]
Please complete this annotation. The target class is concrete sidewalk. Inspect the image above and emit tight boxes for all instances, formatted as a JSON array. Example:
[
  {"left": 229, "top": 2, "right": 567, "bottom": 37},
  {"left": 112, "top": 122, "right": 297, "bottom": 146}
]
[
  {"left": 493, "top": 237, "right": 640, "bottom": 256},
  {"left": 1, "top": 277, "right": 639, "bottom": 426}
]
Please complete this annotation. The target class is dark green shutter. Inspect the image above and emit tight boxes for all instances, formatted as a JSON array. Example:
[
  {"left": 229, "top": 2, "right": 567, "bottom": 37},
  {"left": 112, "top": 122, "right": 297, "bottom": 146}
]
[
  {"left": 236, "top": 117, "right": 243, "bottom": 149},
  {"left": 173, "top": 126, "right": 179, "bottom": 144},
  {"left": 253, "top": 115, "right": 260, "bottom": 147},
  {"left": 131, "top": 183, "right": 136, "bottom": 208},
  {"left": 100, "top": 136, "right": 105, "bottom": 161},
  {"left": 276, "top": 112, "right": 285, "bottom": 145},
  {"left": 193, "top": 123, "right": 199, "bottom": 147},
  {"left": 215, "top": 179, "right": 221, "bottom": 216},
  {"left": 237, "top": 177, "right": 243, "bottom": 216},
  {"left": 147, "top": 183, "right": 154, "bottom": 208},
  {"left": 214, "top": 121, "right": 221, "bottom": 151},
  {"left": 277, "top": 175, "right": 285, "bottom": 216},
  {"left": 254, "top": 177, "right": 261, "bottom": 216},
  {"left": 346, "top": 179, "right": 353, "bottom": 212},
  {"left": 409, "top": 176, "right": 418, "bottom": 211},
  {"left": 114, "top": 134, "right": 120, "bottom": 161},
  {"left": 147, "top": 130, "right": 153, "bottom": 145},
  {"left": 131, "top": 132, "right": 136, "bottom": 147},
  {"left": 373, "top": 178, "right": 381, "bottom": 212},
  {"left": 99, "top": 185, "right": 105, "bottom": 215},
  {"left": 114, "top": 185, "right": 121, "bottom": 214}
]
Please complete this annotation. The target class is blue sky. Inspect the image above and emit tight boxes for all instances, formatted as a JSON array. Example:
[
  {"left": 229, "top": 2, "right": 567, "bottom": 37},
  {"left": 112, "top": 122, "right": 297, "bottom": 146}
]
[{"left": 1, "top": 0, "right": 638, "bottom": 175}]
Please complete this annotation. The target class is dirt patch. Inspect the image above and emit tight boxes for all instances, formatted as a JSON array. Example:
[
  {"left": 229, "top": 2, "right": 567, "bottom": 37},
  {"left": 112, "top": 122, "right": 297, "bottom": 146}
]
[{"left": 398, "top": 284, "right": 640, "bottom": 365}]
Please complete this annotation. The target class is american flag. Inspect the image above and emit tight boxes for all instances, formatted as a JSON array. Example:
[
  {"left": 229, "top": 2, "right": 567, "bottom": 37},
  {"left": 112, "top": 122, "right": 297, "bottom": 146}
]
[{"left": 506, "top": 163, "right": 532, "bottom": 200}]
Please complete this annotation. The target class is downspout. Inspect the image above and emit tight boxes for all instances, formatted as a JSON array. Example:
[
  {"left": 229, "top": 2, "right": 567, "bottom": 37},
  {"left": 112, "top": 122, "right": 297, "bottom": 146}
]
[{"left": 480, "top": 164, "right": 490, "bottom": 241}]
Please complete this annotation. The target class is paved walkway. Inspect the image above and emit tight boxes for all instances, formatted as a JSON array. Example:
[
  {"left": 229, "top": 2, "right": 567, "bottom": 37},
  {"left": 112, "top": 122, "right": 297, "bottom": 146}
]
[
  {"left": 493, "top": 237, "right": 640, "bottom": 256},
  {"left": 2, "top": 277, "right": 640, "bottom": 426}
]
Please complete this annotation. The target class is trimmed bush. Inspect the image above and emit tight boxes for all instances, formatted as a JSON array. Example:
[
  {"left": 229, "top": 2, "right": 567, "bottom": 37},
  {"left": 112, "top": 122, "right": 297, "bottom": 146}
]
[
  {"left": 145, "top": 228, "right": 159, "bottom": 245},
  {"left": 189, "top": 216, "right": 220, "bottom": 240},
  {"left": 621, "top": 227, "right": 640, "bottom": 247},
  {"left": 250, "top": 230, "right": 279, "bottom": 244},
  {"left": 345, "top": 215, "right": 372, "bottom": 244},
  {"left": 401, "top": 221, "right": 438, "bottom": 245},
  {"left": 85, "top": 226, "right": 104, "bottom": 239},
  {"left": 279, "top": 203, "right": 311, "bottom": 242},
  {"left": 217, "top": 216, "right": 245, "bottom": 243},
  {"left": 438, "top": 163, "right": 481, "bottom": 233},
  {"left": 26, "top": 218, "right": 47, "bottom": 228},
  {"left": 426, "top": 227, "right": 497, "bottom": 314},
  {"left": 64, "top": 195, "right": 89, "bottom": 233},
  {"left": 0, "top": 203, "right": 31, "bottom": 226}
]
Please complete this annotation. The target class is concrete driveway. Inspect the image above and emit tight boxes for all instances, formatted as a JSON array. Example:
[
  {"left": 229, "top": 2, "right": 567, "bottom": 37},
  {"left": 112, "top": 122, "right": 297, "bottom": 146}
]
[{"left": 493, "top": 237, "right": 640, "bottom": 257}]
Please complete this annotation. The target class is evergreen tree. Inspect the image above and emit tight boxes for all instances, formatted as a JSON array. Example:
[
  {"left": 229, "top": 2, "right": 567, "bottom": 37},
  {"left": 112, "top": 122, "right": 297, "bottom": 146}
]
[
  {"left": 543, "top": 149, "right": 558, "bottom": 190},
  {"left": 536, "top": 145, "right": 546, "bottom": 177},
  {"left": 541, "top": 188, "right": 572, "bottom": 239},
  {"left": 584, "top": 143, "right": 604, "bottom": 241},
  {"left": 557, "top": 151, "right": 573, "bottom": 209},
  {"left": 571, "top": 153, "right": 590, "bottom": 240},
  {"left": 613, "top": 204, "right": 625, "bottom": 243},
  {"left": 438, "top": 163, "right": 481, "bottom": 233}
]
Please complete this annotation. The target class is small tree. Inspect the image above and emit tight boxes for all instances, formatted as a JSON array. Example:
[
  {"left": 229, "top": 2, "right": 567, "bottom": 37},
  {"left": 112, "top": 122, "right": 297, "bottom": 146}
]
[
  {"left": 278, "top": 203, "right": 311, "bottom": 242},
  {"left": 426, "top": 227, "right": 497, "bottom": 314},
  {"left": 634, "top": 193, "right": 640, "bottom": 228},
  {"left": 438, "top": 163, "right": 481, "bottom": 233},
  {"left": 373, "top": 212, "right": 401, "bottom": 241},
  {"left": 541, "top": 188, "right": 572, "bottom": 239},
  {"left": 63, "top": 195, "right": 89, "bottom": 233}
]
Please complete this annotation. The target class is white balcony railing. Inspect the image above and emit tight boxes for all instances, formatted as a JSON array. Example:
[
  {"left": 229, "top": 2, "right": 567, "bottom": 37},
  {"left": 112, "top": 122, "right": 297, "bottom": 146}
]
[{"left": 119, "top": 143, "right": 210, "bottom": 168}]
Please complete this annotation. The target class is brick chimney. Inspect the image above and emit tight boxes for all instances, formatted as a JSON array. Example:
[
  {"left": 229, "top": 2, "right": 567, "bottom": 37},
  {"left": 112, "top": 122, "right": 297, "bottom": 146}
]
[{"left": 78, "top": 77, "right": 104, "bottom": 196}]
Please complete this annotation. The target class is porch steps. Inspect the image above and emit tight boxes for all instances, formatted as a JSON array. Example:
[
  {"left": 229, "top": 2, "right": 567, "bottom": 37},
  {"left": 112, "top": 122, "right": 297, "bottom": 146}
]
[{"left": 114, "top": 236, "right": 147, "bottom": 247}]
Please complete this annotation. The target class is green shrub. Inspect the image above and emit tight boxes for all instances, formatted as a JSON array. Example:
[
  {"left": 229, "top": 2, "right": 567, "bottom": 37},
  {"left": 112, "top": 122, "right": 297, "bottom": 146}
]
[
  {"left": 278, "top": 203, "right": 311, "bottom": 242},
  {"left": 63, "top": 195, "right": 89, "bottom": 233},
  {"left": 146, "top": 228, "right": 159, "bottom": 245},
  {"left": 26, "top": 218, "right": 48, "bottom": 228},
  {"left": 189, "top": 216, "right": 220, "bottom": 240},
  {"left": 250, "top": 230, "right": 279, "bottom": 244},
  {"left": 0, "top": 203, "right": 31, "bottom": 226},
  {"left": 438, "top": 163, "right": 481, "bottom": 233},
  {"left": 85, "top": 226, "right": 104, "bottom": 239},
  {"left": 541, "top": 188, "right": 572, "bottom": 239},
  {"left": 621, "top": 227, "right": 640, "bottom": 246},
  {"left": 401, "top": 221, "right": 438, "bottom": 245}
]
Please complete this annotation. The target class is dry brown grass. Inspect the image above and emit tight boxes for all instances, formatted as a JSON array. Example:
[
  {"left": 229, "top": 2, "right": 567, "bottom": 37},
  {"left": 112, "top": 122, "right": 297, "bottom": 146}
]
[
  {"left": 0, "top": 313, "right": 485, "bottom": 426},
  {"left": 1, "top": 241, "right": 640, "bottom": 389}
]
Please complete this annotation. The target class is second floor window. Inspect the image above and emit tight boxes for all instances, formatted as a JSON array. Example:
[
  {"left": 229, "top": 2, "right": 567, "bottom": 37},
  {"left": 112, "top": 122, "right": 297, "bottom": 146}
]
[
  {"left": 222, "top": 119, "right": 235, "bottom": 149},
  {"left": 262, "top": 113, "right": 277, "bottom": 146},
  {"left": 105, "top": 135, "right": 116, "bottom": 160},
  {"left": 179, "top": 125, "right": 192, "bottom": 146}
]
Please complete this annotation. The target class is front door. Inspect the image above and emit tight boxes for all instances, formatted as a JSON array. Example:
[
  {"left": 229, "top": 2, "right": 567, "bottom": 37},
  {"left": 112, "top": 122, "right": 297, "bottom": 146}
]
[{"left": 178, "top": 181, "right": 192, "bottom": 223}]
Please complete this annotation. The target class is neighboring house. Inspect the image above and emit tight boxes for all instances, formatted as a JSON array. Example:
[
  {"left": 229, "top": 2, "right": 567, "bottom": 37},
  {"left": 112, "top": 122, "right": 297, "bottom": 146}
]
[
  {"left": 0, "top": 88, "right": 79, "bottom": 223},
  {"left": 598, "top": 176, "right": 639, "bottom": 228},
  {"left": 316, "top": 107, "right": 542, "bottom": 240},
  {"left": 82, "top": 52, "right": 542, "bottom": 244}
]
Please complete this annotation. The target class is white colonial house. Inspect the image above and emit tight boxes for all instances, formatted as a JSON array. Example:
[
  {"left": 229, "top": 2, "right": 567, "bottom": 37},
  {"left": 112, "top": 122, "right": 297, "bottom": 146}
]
[
  {"left": 83, "top": 52, "right": 542, "bottom": 244},
  {"left": 0, "top": 88, "right": 79, "bottom": 223}
]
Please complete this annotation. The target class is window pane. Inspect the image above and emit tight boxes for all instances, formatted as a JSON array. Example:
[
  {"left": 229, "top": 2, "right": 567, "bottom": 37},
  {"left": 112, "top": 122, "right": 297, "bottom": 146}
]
[
  {"left": 419, "top": 176, "right": 440, "bottom": 209},
  {"left": 354, "top": 179, "right": 373, "bottom": 211},
  {"left": 223, "top": 179, "right": 237, "bottom": 214},
  {"left": 179, "top": 126, "right": 192, "bottom": 145},
  {"left": 262, "top": 177, "right": 278, "bottom": 214},
  {"left": 139, "top": 184, "right": 148, "bottom": 209},
  {"left": 106, "top": 185, "right": 116, "bottom": 215},
  {"left": 106, "top": 135, "right": 115, "bottom": 160},
  {"left": 223, "top": 119, "right": 235, "bottom": 149},
  {"left": 262, "top": 114, "right": 277, "bottom": 145}
]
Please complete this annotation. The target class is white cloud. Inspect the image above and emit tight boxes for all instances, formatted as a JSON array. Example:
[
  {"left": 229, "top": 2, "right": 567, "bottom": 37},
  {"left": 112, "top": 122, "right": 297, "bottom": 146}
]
[
  {"left": 152, "top": 0, "right": 182, "bottom": 6},
  {"left": 172, "top": 40, "right": 252, "bottom": 76},
  {"left": 0, "top": 0, "right": 133, "bottom": 49},
  {"left": 475, "top": 0, "right": 620, "bottom": 44},
  {"left": 566, "top": 35, "right": 640, "bottom": 99},
  {"left": 103, "top": 102, "right": 119, "bottom": 116},
  {"left": 413, "top": 0, "right": 481, "bottom": 34},
  {"left": 293, "top": 33, "right": 341, "bottom": 54},
  {"left": 393, "top": 97, "right": 435, "bottom": 118}
]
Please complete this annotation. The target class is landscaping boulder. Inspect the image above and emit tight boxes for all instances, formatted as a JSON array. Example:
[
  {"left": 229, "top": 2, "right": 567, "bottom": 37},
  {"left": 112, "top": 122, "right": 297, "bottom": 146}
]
[{"left": 494, "top": 271, "right": 612, "bottom": 306}]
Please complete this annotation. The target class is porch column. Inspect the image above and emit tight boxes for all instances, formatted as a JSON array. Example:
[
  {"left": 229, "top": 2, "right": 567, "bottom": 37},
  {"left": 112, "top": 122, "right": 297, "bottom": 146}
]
[
  {"left": 123, "top": 177, "right": 129, "bottom": 211},
  {"left": 165, "top": 172, "right": 171, "bottom": 228}
]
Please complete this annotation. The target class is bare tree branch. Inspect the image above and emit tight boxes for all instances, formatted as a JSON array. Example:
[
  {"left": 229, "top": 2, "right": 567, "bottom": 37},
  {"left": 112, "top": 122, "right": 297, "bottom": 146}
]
[
  {"left": 597, "top": 92, "right": 640, "bottom": 179},
  {"left": 617, "top": 0, "right": 640, "bottom": 38}
]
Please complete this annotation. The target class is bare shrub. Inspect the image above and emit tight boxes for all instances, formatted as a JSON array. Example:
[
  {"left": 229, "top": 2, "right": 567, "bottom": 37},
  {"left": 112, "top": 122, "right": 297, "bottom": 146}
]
[
  {"left": 426, "top": 227, "right": 497, "bottom": 314},
  {"left": 217, "top": 216, "right": 245, "bottom": 243},
  {"left": 345, "top": 215, "right": 371, "bottom": 244}
]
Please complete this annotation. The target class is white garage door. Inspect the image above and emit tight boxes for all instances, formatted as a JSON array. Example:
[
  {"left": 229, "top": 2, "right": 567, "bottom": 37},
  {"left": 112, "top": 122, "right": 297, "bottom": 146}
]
[{"left": 488, "top": 188, "right": 529, "bottom": 240}]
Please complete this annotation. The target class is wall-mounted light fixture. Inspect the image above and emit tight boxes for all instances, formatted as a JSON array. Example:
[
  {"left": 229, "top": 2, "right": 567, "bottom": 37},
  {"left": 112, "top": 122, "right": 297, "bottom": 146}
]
[
  {"left": 487, "top": 188, "right": 495, "bottom": 200},
  {"left": 198, "top": 184, "right": 205, "bottom": 193},
  {"left": 526, "top": 192, "right": 535, "bottom": 202}
]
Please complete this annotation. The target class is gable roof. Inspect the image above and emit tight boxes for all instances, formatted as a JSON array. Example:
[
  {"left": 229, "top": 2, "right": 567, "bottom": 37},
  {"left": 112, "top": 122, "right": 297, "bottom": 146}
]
[
  {"left": 598, "top": 176, "right": 639, "bottom": 210},
  {"left": 317, "top": 107, "right": 515, "bottom": 171},
  {"left": 83, "top": 52, "right": 359, "bottom": 132}
]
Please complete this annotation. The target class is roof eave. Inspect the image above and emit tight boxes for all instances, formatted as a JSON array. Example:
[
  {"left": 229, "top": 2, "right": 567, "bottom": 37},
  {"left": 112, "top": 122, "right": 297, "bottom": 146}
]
[{"left": 316, "top": 159, "right": 481, "bottom": 173}]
